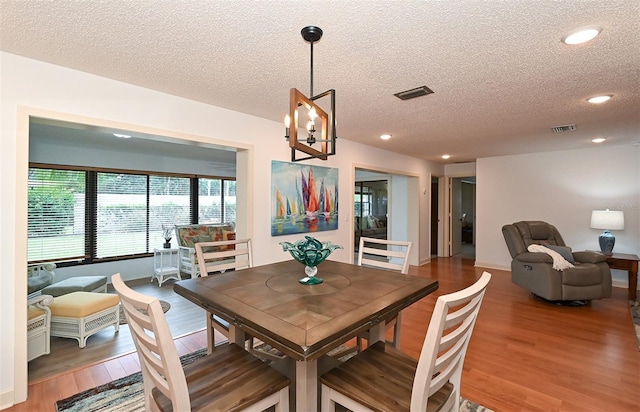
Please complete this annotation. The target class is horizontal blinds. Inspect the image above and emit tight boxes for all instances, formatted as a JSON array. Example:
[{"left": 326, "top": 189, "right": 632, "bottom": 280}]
[
  {"left": 28, "top": 166, "right": 235, "bottom": 263},
  {"left": 28, "top": 168, "right": 86, "bottom": 262},
  {"left": 223, "top": 180, "right": 237, "bottom": 223},
  {"left": 96, "top": 172, "right": 148, "bottom": 258},
  {"left": 198, "top": 177, "right": 223, "bottom": 224},
  {"left": 149, "top": 175, "right": 191, "bottom": 249}
]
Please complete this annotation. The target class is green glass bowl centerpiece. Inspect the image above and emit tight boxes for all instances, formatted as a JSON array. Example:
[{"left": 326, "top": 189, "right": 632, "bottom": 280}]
[{"left": 280, "top": 236, "right": 343, "bottom": 285}]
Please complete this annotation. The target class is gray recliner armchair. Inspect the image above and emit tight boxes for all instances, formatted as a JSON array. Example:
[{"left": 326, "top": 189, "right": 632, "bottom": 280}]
[{"left": 502, "top": 221, "right": 611, "bottom": 302}]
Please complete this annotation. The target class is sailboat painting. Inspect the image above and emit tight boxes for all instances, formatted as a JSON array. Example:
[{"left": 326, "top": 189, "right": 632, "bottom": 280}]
[{"left": 271, "top": 160, "right": 339, "bottom": 236}]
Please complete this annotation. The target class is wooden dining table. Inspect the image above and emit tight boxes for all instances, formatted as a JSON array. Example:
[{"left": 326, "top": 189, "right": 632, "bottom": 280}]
[{"left": 174, "top": 259, "right": 438, "bottom": 411}]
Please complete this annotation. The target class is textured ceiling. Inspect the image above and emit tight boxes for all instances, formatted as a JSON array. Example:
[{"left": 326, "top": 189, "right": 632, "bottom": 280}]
[{"left": 2, "top": 0, "right": 639, "bottom": 163}]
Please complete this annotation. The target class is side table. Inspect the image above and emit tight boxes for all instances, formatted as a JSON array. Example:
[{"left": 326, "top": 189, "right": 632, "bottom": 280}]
[
  {"left": 153, "top": 248, "right": 181, "bottom": 287},
  {"left": 603, "top": 252, "right": 639, "bottom": 301}
]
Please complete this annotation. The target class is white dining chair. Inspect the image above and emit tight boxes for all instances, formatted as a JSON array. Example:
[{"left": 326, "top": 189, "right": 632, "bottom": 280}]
[
  {"left": 112, "top": 273, "right": 290, "bottom": 412},
  {"left": 196, "top": 238, "right": 253, "bottom": 353},
  {"left": 320, "top": 272, "right": 491, "bottom": 412},
  {"left": 195, "top": 239, "right": 282, "bottom": 361},
  {"left": 356, "top": 236, "right": 412, "bottom": 350}
]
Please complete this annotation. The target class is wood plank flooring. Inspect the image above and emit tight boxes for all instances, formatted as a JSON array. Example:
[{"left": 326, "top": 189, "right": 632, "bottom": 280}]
[
  {"left": 8, "top": 257, "right": 640, "bottom": 411},
  {"left": 27, "top": 278, "right": 206, "bottom": 382}
]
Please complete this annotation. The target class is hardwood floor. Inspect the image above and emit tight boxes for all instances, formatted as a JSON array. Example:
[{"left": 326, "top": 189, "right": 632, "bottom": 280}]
[
  {"left": 27, "top": 277, "right": 206, "bottom": 382},
  {"left": 8, "top": 257, "right": 639, "bottom": 411}
]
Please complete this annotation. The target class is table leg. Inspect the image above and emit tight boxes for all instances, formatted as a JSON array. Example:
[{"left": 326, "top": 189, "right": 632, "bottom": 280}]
[
  {"left": 630, "top": 268, "right": 638, "bottom": 301},
  {"left": 295, "top": 359, "right": 318, "bottom": 412},
  {"left": 227, "top": 324, "right": 246, "bottom": 346},
  {"left": 368, "top": 320, "right": 386, "bottom": 344}
]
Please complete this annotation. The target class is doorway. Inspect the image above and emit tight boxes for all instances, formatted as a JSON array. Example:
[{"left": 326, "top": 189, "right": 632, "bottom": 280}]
[
  {"left": 449, "top": 176, "right": 475, "bottom": 259},
  {"left": 353, "top": 167, "right": 419, "bottom": 266},
  {"left": 354, "top": 178, "right": 388, "bottom": 252},
  {"left": 15, "top": 108, "right": 252, "bottom": 399}
]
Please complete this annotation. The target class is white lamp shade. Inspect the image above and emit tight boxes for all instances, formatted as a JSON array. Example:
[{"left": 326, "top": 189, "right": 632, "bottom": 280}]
[{"left": 590, "top": 210, "right": 625, "bottom": 230}]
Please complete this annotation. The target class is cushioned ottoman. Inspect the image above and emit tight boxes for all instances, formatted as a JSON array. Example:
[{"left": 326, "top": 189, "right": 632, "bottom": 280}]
[
  {"left": 49, "top": 291, "right": 120, "bottom": 348},
  {"left": 41, "top": 276, "right": 108, "bottom": 297}
]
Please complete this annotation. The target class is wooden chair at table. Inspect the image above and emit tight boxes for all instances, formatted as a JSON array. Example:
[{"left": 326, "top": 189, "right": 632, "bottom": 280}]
[
  {"left": 112, "top": 273, "right": 290, "bottom": 412},
  {"left": 356, "top": 236, "right": 412, "bottom": 351},
  {"left": 320, "top": 272, "right": 491, "bottom": 412},
  {"left": 195, "top": 239, "right": 283, "bottom": 360}
]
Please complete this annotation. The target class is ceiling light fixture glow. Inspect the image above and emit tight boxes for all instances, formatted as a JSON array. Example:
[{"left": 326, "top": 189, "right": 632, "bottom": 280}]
[
  {"left": 561, "top": 26, "right": 602, "bottom": 45},
  {"left": 380, "top": 134, "right": 392, "bottom": 140},
  {"left": 587, "top": 95, "right": 612, "bottom": 104},
  {"left": 441, "top": 154, "right": 451, "bottom": 160},
  {"left": 592, "top": 137, "right": 606, "bottom": 143}
]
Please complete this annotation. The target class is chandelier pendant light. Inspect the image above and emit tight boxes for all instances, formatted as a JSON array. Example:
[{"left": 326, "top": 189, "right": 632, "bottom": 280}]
[{"left": 285, "top": 26, "right": 337, "bottom": 162}]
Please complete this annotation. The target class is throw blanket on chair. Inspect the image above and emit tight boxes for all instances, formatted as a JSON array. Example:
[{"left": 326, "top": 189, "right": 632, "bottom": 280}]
[{"left": 527, "top": 244, "right": 574, "bottom": 271}]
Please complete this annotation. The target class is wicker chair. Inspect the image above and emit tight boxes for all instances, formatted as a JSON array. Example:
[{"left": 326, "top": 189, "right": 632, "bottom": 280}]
[{"left": 27, "top": 294, "right": 54, "bottom": 361}]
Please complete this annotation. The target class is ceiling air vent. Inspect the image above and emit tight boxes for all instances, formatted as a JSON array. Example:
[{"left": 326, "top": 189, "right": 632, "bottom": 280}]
[
  {"left": 551, "top": 124, "right": 577, "bottom": 133},
  {"left": 394, "top": 86, "right": 434, "bottom": 100}
]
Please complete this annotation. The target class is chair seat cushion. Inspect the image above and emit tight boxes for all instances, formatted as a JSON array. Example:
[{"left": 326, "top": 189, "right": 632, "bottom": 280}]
[
  {"left": 28, "top": 305, "right": 46, "bottom": 320},
  {"left": 49, "top": 292, "right": 120, "bottom": 318},
  {"left": 41, "top": 276, "right": 107, "bottom": 297},
  {"left": 28, "top": 273, "right": 53, "bottom": 294}
]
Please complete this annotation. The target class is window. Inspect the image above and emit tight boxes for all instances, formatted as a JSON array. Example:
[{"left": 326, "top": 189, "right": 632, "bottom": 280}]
[
  {"left": 27, "top": 168, "right": 86, "bottom": 262},
  {"left": 28, "top": 165, "right": 234, "bottom": 264},
  {"left": 149, "top": 175, "right": 191, "bottom": 249},
  {"left": 198, "top": 177, "right": 236, "bottom": 224}
]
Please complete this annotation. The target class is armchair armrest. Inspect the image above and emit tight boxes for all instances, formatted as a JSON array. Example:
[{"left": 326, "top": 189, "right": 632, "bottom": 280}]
[
  {"left": 178, "top": 246, "right": 194, "bottom": 258},
  {"left": 178, "top": 246, "right": 200, "bottom": 277},
  {"left": 514, "top": 252, "right": 554, "bottom": 264},
  {"left": 573, "top": 251, "right": 608, "bottom": 264},
  {"left": 28, "top": 294, "right": 54, "bottom": 310}
]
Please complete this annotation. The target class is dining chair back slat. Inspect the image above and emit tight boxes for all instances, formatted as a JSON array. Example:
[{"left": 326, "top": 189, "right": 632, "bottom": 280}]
[
  {"left": 358, "top": 237, "right": 412, "bottom": 274},
  {"left": 195, "top": 238, "right": 252, "bottom": 276}
]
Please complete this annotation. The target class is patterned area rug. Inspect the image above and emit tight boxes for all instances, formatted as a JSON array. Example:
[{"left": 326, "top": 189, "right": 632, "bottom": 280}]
[
  {"left": 55, "top": 346, "right": 493, "bottom": 412},
  {"left": 117, "top": 300, "right": 170, "bottom": 325},
  {"left": 631, "top": 301, "right": 640, "bottom": 350}
]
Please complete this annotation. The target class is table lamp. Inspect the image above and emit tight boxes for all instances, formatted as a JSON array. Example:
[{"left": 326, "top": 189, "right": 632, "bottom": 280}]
[{"left": 590, "top": 209, "right": 624, "bottom": 254}]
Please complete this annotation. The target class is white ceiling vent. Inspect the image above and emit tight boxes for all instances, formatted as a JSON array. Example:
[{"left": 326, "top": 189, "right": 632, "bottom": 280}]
[{"left": 551, "top": 124, "right": 577, "bottom": 133}]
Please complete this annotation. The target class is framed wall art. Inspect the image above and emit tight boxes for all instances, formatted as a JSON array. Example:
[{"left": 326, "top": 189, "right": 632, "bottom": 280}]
[{"left": 271, "top": 160, "right": 339, "bottom": 236}]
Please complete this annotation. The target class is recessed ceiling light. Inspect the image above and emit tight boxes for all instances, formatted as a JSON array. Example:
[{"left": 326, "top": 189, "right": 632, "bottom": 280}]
[
  {"left": 113, "top": 133, "right": 131, "bottom": 139},
  {"left": 561, "top": 26, "right": 602, "bottom": 45},
  {"left": 592, "top": 137, "right": 606, "bottom": 143},
  {"left": 380, "top": 134, "right": 392, "bottom": 140},
  {"left": 587, "top": 95, "right": 612, "bottom": 104},
  {"left": 441, "top": 154, "right": 451, "bottom": 160}
]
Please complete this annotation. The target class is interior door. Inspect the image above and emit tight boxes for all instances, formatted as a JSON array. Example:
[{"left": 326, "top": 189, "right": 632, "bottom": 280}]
[{"left": 450, "top": 178, "right": 462, "bottom": 256}]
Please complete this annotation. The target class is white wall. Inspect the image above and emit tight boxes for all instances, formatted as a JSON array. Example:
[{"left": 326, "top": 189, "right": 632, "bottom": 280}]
[
  {"left": 0, "top": 52, "right": 439, "bottom": 408},
  {"left": 475, "top": 146, "right": 640, "bottom": 288}
]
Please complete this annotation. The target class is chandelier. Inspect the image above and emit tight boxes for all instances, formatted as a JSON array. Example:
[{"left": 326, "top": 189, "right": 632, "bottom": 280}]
[{"left": 285, "top": 26, "right": 337, "bottom": 162}]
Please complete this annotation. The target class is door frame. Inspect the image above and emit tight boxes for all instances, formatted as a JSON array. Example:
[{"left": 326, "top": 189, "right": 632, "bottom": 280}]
[
  {"left": 353, "top": 164, "right": 421, "bottom": 266},
  {"left": 442, "top": 172, "right": 476, "bottom": 258}
]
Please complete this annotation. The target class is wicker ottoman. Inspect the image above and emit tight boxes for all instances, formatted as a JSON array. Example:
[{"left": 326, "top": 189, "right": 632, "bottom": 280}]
[
  {"left": 49, "top": 292, "right": 120, "bottom": 348},
  {"left": 41, "top": 276, "right": 108, "bottom": 297}
]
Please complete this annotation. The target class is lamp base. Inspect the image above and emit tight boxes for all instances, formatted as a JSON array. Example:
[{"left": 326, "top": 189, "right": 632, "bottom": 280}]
[{"left": 598, "top": 230, "right": 615, "bottom": 255}]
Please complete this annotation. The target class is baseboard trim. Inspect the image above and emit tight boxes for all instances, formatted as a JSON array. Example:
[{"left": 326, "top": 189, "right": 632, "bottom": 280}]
[
  {"left": 474, "top": 261, "right": 510, "bottom": 271},
  {"left": 1, "top": 388, "right": 15, "bottom": 410}
]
